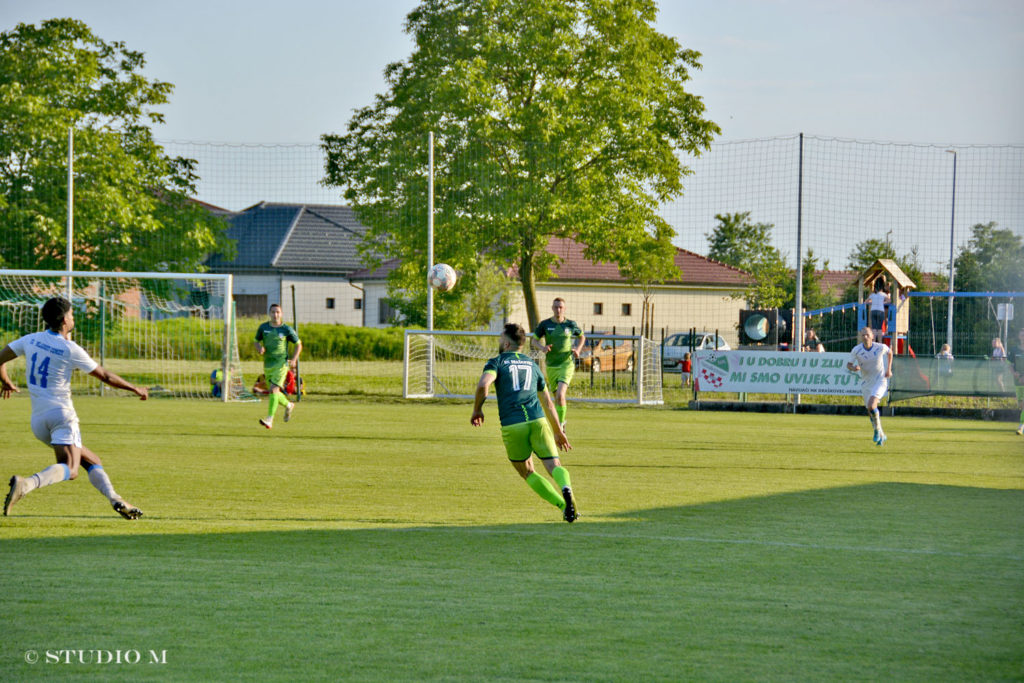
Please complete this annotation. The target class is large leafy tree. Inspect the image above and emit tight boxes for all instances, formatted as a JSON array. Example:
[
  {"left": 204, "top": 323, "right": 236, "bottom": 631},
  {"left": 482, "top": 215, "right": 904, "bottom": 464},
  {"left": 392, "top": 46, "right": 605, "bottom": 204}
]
[
  {"left": 954, "top": 222, "right": 1024, "bottom": 293},
  {"left": 952, "top": 222, "right": 1024, "bottom": 355},
  {"left": 322, "top": 0, "right": 719, "bottom": 329},
  {"left": 706, "top": 211, "right": 787, "bottom": 309},
  {"left": 0, "top": 19, "right": 232, "bottom": 272}
]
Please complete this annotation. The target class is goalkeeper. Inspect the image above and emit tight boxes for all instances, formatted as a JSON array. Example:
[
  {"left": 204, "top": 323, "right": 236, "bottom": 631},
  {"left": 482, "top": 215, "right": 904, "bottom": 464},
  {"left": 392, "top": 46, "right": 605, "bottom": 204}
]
[
  {"left": 255, "top": 304, "right": 302, "bottom": 430},
  {"left": 531, "top": 297, "right": 585, "bottom": 431},
  {"left": 472, "top": 323, "right": 578, "bottom": 523}
]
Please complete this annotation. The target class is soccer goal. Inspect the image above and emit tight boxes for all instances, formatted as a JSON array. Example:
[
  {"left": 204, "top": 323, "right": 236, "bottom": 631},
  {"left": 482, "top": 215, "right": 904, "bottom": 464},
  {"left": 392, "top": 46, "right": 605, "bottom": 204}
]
[
  {"left": 0, "top": 270, "right": 249, "bottom": 400},
  {"left": 403, "top": 330, "right": 663, "bottom": 404}
]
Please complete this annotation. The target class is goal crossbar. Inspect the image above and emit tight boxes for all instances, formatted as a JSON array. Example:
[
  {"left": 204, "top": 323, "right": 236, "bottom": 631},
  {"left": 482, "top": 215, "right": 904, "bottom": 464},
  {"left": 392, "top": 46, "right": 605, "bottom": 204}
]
[
  {"left": 403, "top": 329, "right": 663, "bottom": 405},
  {"left": 0, "top": 269, "right": 243, "bottom": 401}
]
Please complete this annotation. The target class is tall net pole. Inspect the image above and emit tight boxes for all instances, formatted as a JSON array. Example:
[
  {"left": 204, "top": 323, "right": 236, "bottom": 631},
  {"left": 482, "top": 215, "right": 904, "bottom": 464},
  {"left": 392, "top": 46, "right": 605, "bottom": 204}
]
[
  {"left": 945, "top": 149, "right": 957, "bottom": 349},
  {"left": 66, "top": 127, "right": 74, "bottom": 301}
]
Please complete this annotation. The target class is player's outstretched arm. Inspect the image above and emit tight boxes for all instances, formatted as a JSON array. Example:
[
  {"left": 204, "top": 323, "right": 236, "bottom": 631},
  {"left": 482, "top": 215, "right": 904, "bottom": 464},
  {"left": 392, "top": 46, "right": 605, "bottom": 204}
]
[
  {"left": 539, "top": 387, "right": 571, "bottom": 451},
  {"left": 0, "top": 345, "right": 21, "bottom": 399},
  {"left": 89, "top": 366, "right": 148, "bottom": 400},
  {"left": 289, "top": 340, "right": 303, "bottom": 369}
]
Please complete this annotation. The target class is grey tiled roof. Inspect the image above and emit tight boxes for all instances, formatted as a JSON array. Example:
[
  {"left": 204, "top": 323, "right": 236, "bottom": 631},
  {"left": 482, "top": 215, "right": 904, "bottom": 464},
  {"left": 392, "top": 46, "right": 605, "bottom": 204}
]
[{"left": 206, "top": 203, "right": 369, "bottom": 275}]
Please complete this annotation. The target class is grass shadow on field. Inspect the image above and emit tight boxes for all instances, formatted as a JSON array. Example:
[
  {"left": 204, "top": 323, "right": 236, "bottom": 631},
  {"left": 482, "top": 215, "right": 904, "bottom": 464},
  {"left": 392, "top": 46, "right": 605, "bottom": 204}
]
[{"left": 1, "top": 483, "right": 1022, "bottom": 682}]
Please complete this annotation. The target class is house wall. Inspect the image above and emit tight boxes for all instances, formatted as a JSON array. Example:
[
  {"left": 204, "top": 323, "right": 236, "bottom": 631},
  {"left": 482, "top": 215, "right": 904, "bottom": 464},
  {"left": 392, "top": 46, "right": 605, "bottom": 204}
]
[
  {"left": 231, "top": 274, "right": 279, "bottom": 320},
  {"left": 360, "top": 281, "right": 394, "bottom": 328},
  {"left": 505, "top": 283, "right": 744, "bottom": 345},
  {"left": 231, "top": 274, "right": 364, "bottom": 325},
  {"left": 280, "top": 276, "right": 364, "bottom": 326}
]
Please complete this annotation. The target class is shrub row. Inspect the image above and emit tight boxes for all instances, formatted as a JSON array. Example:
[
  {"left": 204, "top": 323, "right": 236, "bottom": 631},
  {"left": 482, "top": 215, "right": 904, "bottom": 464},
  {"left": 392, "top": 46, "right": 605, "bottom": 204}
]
[
  {"left": 1, "top": 317, "right": 406, "bottom": 362},
  {"left": 236, "top": 319, "right": 404, "bottom": 361}
]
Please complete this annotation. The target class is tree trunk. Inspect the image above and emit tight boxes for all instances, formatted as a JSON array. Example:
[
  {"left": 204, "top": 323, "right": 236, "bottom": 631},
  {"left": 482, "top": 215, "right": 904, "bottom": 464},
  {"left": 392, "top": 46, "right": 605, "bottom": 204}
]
[{"left": 519, "top": 254, "right": 540, "bottom": 332}]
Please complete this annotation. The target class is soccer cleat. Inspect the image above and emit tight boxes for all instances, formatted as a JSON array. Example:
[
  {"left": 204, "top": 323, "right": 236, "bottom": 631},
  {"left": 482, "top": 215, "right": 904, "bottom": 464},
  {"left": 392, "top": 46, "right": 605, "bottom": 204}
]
[
  {"left": 1017, "top": 425, "right": 1023, "bottom": 436},
  {"left": 112, "top": 499, "right": 143, "bottom": 520},
  {"left": 872, "top": 429, "right": 880, "bottom": 445},
  {"left": 561, "top": 486, "right": 579, "bottom": 523},
  {"left": 877, "top": 431, "right": 887, "bottom": 447},
  {"left": 259, "top": 416, "right": 273, "bottom": 429},
  {"left": 4, "top": 475, "right": 28, "bottom": 516},
  {"left": 284, "top": 402, "right": 294, "bottom": 422}
]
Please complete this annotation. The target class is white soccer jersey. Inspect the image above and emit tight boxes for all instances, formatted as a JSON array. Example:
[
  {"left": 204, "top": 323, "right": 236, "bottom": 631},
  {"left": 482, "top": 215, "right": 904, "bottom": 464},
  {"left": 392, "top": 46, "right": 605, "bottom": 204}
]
[
  {"left": 9, "top": 330, "right": 98, "bottom": 416},
  {"left": 849, "top": 342, "right": 890, "bottom": 384}
]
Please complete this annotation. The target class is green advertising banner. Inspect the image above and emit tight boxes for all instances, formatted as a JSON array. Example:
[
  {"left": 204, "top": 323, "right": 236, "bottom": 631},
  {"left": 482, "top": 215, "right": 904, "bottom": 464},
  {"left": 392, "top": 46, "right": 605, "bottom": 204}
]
[{"left": 694, "top": 350, "right": 864, "bottom": 396}]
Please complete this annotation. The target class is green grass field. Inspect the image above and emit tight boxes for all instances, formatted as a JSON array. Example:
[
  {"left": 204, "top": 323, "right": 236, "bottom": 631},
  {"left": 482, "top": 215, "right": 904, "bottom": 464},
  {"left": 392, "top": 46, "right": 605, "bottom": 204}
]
[{"left": 1, "top": 397, "right": 1021, "bottom": 681}]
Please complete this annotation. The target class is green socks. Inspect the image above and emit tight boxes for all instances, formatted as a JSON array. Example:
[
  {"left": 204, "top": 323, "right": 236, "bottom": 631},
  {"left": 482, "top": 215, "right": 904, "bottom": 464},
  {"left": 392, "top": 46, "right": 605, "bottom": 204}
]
[
  {"left": 551, "top": 466, "right": 571, "bottom": 491},
  {"left": 555, "top": 404, "right": 566, "bottom": 425},
  {"left": 525, "top": 472, "right": 565, "bottom": 509},
  {"left": 267, "top": 392, "right": 281, "bottom": 418}
]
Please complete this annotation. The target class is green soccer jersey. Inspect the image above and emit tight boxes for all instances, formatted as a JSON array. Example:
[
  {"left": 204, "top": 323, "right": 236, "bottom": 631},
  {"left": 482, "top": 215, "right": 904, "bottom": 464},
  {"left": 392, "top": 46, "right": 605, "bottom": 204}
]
[
  {"left": 482, "top": 352, "right": 547, "bottom": 426},
  {"left": 255, "top": 322, "right": 299, "bottom": 367},
  {"left": 533, "top": 318, "right": 582, "bottom": 367}
]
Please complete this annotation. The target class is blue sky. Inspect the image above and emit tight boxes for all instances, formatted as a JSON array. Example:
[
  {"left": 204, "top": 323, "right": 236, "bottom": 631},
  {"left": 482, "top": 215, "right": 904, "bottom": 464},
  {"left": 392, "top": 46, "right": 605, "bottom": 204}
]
[{"left": 3, "top": 0, "right": 1022, "bottom": 145}]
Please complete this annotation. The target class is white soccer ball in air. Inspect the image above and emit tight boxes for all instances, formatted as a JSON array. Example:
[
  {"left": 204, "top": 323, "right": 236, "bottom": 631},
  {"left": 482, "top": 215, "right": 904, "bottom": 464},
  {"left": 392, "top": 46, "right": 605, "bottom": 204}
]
[{"left": 428, "top": 263, "right": 457, "bottom": 292}]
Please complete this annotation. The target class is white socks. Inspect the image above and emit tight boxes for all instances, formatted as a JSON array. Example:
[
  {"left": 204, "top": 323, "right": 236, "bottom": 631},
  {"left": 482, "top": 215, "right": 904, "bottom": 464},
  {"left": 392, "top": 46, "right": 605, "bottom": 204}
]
[
  {"left": 86, "top": 465, "right": 119, "bottom": 501},
  {"left": 27, "top": 463, "right": 71, "bottom": 493},
  {"left": 19, "top": 463, "right": 120, "bottom": 503}
]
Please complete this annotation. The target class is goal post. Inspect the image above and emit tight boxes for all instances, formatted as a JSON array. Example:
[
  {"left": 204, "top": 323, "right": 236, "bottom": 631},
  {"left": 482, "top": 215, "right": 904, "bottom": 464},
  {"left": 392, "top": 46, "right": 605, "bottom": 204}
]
[
  {"left": 404, "top": 329, "right": 663, "bottom": 405},
  {"left": 0, "top": 269, "right": 250, "bottom": 400}
]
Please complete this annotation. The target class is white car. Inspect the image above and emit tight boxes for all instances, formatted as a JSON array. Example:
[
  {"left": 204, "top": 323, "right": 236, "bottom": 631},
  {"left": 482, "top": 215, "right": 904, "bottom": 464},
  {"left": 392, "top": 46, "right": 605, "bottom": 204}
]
[{"left": 661, "top": 332, "right": 731, "bottom": 373}]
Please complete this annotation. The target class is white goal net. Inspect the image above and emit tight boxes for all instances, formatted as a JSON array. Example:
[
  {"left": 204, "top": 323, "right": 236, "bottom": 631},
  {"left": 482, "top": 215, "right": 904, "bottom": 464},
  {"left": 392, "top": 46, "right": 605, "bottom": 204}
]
[
  {"left": 404, "top": 330, "right": 663, "bottom": 404},
  {"left": 0, "top": 270, "right": 248, "bottom": 400}
]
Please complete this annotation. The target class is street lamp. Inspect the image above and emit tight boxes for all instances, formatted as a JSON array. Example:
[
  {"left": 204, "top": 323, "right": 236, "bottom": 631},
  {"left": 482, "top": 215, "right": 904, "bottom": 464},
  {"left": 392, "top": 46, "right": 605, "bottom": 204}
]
[{"left": 946, "top": 150, "right": 957, "bottom": 350}]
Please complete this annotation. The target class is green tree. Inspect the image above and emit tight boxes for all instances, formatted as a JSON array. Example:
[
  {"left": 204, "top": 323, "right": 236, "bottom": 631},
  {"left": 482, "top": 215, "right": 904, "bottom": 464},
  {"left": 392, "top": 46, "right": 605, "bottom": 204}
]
[
  {"left": 322, "top": 0, "right": 718, "bottom": 330},
  {"left": 953, "top": 222, "right": 1024, "bottom": 292},
  {"left": 706, "top": 211, "right": 787, "bottom": 308},
  {"left": 0, "top": 19, "right": 232, "bottom": 272},
  {"left": 616, "top": 223, "right": 680, "bottom": 337},
  {"left": 846, "top": 238, "right": 897, "bottom": 271},
  {"left": 844, "top": 238, "right": 931, "bottom": 298},
  {"left": 784, "top": 248, "right": 834, "bottom": 312},
  {"left": 952, "top": 222, "right": 1024, "bottom": 355}
]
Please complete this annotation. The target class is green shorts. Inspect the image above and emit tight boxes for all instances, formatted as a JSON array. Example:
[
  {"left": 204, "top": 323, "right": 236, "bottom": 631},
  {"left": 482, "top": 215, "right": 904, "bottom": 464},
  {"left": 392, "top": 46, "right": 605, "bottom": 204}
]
[
  {"left": 500, "top": 418, "right": 559, "bottom": 462},
  {"left": 546, "top": 360, "right": 575, "bottom": 390},
  {"left": 264, "top": 362, "right": 289, "bottom": 390}
]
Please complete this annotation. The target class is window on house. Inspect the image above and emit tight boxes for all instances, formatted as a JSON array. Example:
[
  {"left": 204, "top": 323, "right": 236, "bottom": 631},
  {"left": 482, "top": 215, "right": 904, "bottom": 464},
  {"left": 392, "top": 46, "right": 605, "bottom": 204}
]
[
  {"left": 593, "top": 303, "right": 604, "bottom": 315},
  {"left": 326, "top": 298, "right": 336, "bottom": 310},
  {"left": 234, "top": 294, "right": 268, "bottom": 318},
  {"left": 354, "top": 298, "right": 363, "bottom": 310},
  {"left": 379, "top": 298, "right": 397, "bottom": 325},
  {"left": 621, "top": 303, "right": 632, "bottom": 316}
]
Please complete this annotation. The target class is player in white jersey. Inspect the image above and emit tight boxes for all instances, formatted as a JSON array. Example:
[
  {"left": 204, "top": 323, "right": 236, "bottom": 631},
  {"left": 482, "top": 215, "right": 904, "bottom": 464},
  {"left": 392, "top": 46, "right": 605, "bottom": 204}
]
[
  {"left": 846, "top": 327, "right": 893, "bottom": 446},
  {"left": 1, "top": 297, "right": 149, "bottom": 519}
]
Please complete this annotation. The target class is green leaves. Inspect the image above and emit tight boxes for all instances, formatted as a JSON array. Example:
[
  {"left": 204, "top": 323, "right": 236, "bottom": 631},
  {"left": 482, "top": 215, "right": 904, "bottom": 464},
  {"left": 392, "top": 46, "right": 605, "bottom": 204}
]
[
  {"left": 707, "top": 212, "right": 788, "bottom": 309},
  {"left": 954, "top": 222, "right": 1024, "bottom": 293},
  {"left": 323, "top": 0, "right": 718, "bottom": 328},
  {"left": 0, "top": 19, "right": 233, "bottom": 272}
]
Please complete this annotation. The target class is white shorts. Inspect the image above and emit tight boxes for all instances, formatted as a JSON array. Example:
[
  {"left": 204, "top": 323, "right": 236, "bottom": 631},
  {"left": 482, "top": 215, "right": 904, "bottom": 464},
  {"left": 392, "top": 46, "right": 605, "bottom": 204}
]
[
  {"left": 31, "top": 407, "right": 82, "bottom": 448},
  {"left": 862, "top": 377, "right": 888, "bottom": 404}
]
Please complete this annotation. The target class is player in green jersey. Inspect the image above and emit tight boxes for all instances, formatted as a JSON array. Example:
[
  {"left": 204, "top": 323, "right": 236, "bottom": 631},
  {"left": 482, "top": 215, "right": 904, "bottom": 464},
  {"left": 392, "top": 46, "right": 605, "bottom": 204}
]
[
  {"left": 531, "top": 297, "right": 585, "bottom": 430},
  {"left": 472, "top": 323, "right": 578, "bottom": 522},
  {"left": 254, "top": 304, "right": 302, "bottom": 429}
]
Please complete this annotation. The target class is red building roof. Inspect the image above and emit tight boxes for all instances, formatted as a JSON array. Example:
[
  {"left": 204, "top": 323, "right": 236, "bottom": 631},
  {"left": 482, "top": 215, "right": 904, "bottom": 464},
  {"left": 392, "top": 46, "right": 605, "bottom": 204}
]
[{"left": 542, "top": 237, "right": 752, "bottom": 287}]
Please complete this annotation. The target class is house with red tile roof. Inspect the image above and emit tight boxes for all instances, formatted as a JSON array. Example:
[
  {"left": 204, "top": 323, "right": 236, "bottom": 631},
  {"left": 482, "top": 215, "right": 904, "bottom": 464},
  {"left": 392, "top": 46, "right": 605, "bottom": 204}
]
[
  {"left": 505, "top": 238, "right": 753, "bottom": 344},
  {"left": 354, "top": 237, "right": 754, "bottom": 342}
]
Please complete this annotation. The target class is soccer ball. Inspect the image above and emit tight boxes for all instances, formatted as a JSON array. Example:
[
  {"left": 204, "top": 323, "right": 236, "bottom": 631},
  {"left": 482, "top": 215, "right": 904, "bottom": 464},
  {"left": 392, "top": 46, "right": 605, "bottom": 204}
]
[{"left": 428, "top": 263, "right": 457, "bottom": 292}]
